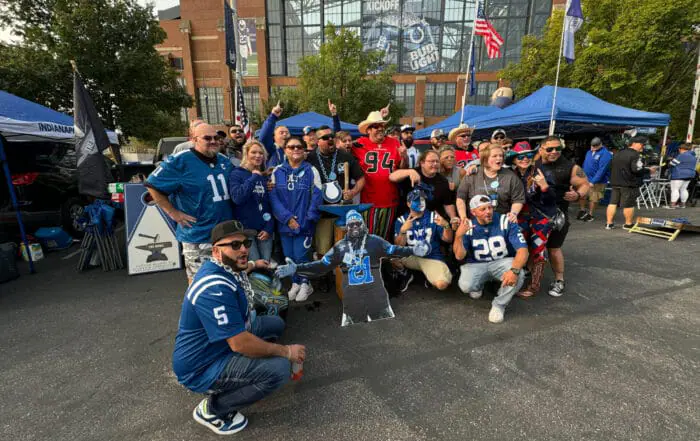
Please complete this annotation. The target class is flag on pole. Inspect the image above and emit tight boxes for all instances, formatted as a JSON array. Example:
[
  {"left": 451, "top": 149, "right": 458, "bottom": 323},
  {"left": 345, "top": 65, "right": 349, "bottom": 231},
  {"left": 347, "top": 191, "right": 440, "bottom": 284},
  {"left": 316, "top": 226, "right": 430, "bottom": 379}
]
[
  {"left": 563, "top": 0, "right": 584, "bottom": 63},
  {"left": 469, "top": 39, "right": 477, "bottom": 96},
  {"left": 475, "top": 4, "right": 504, "bottom": 59},
  {"left": 224, "top": 1, "right": 236, "bottom": 70},
  {"left": 235, "top": 79, "right": 251, "bottom": 139},
  {"left": 73, "top": 70, "right": 112, "bottom": 198}
]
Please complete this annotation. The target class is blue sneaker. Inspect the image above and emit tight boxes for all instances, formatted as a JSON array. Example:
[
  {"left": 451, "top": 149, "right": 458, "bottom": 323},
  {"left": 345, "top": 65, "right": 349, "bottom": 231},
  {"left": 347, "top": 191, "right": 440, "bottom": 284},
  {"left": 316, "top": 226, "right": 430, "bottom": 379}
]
[{"left": 192, "top": 398, "right": 248, "bottom": 435}]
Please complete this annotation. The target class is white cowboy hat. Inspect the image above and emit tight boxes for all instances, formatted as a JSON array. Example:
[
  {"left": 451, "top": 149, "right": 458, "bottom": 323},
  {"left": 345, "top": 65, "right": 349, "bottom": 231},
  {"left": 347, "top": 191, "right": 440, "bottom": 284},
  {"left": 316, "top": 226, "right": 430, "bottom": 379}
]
[
  {"left": 358, "top": 111, "right": 390, "bottom": 135},
  {"left": 448, "top": 123, "right": 475, "bottom": 142}
]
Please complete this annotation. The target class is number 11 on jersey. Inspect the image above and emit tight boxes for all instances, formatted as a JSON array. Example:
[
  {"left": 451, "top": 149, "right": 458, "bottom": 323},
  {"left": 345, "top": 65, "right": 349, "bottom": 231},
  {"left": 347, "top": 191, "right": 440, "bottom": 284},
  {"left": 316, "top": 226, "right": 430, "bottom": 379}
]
[{"left": 207, "top": 174, "right": 230, "bottom": 202}]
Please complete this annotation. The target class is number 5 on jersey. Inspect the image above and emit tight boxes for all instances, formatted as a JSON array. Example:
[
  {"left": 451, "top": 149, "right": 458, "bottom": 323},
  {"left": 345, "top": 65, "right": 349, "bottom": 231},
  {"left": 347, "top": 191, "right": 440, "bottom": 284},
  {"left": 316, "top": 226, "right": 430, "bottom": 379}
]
[{"left": 207, "top": 174, "right": 230, "bottom": 202}]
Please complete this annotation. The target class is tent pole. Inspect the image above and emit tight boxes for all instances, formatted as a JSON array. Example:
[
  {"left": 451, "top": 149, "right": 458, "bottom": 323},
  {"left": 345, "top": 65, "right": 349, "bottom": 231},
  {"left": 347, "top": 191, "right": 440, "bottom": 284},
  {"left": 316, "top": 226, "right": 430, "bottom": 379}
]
[
  {"left": 660, "top": 125, "right": 669, "bottom": 167},
  {"left": 0, "top": 135, "right": 35, "bottom": 274},
  {"left": 459, "top": 0, "right": 480, "bottom": 125},
  {"left": 549, "top": 7, "right": 567, "bottom": 136}
]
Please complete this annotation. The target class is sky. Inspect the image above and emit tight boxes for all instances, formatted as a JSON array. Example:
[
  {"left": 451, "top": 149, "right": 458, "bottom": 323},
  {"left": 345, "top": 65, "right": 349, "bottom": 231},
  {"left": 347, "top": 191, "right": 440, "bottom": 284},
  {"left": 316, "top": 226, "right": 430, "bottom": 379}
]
[{"left": 0, "top": 0, "right": 180, "bottom": 43}]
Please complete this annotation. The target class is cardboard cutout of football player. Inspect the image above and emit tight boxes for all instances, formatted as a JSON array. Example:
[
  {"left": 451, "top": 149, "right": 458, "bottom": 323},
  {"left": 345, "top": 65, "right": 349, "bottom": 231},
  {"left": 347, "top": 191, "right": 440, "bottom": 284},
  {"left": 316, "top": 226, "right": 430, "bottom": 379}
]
[{"left": 276, "top": 210, "right": 429, "bottom": 326}]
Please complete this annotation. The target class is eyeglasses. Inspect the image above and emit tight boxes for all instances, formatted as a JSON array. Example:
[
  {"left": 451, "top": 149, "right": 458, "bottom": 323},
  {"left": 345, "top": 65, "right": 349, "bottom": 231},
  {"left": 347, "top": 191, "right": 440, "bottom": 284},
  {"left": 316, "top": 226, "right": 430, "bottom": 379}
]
[
  {"left": 286, "top": 144, "right": 305, "bottom": 150},
  {"left": 215, "top": 239, "right": 252, "bottom": 250},
  {"left": 544, "top": 146, "right": 563, "bottom": 153},
  {"left": 319, "top": 134, "right": 333, "bottom": 141},
  {"left": 516, "top": 153, "right": 535, "bottom": 160}
]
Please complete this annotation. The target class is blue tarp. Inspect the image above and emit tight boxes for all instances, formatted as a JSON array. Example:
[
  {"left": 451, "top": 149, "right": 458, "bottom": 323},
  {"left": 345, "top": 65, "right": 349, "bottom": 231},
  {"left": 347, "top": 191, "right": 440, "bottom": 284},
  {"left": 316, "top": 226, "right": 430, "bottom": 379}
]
[
  {"left": 467, "top": 86, "right": 671, "bottom": 138},
  {"left": 0, "top": 90, "right": 118, "bottom": 143},
  {"left": 276, "top": 111, "right": 362, "bottom": 138},
  {"left": 414, "top": 105, "right": 501, "bottom": 139}
]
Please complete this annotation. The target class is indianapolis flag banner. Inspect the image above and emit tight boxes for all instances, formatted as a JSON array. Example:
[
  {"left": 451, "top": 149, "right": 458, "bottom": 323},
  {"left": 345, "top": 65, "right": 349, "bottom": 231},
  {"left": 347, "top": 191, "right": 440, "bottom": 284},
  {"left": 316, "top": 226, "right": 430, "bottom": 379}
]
[
  {"left": 469, "top": 39, "right": 477, "bottom": 96},
  {"left": 563, "top": 0, "right": 584, "bottom": 63},
  {"left": 224, "top": 1, "right": 237, "bottom": 70},
  {"left": 73, "top": 71, "right": 112, "bottom": 198},
  {"left": 235, "top": 79, "right": 251, "bottom": 139},
  {"left": 475, "top": 4, "right": 504, "bottom": 59}
]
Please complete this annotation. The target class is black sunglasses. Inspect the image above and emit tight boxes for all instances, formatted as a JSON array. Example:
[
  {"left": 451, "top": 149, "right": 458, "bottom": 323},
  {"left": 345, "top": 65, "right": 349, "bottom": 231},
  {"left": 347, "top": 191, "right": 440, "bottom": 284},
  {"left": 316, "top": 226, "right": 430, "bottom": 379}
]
[
  {"left": 544, "top": 146, "right": 563, "bottom": 153},
  {"left": 457, "top": 133, "right": 470, "bottom": 138},
  {"left": 319, "top": 134, "right": 333, "bottom": 141},
  {"left": 516, "top": 153, "right": 535, "bottom": 160},
  {"left": 493, "top": 134, "right": 505, "bottom": 140},
  {"left": 368, "top": 125, "right": 385, "bottom": 131},
  {"left": 286, "top": 144, "right": 305, "bottom": 150},
  {"left": 200, "top": 135, "right": 217, "bottom": 142},
  {"left": 230, "top": 130, "right": 243, "bottom": 134},
  {"left": 216, "top": 238, "right": 252, "bottom": 250}
]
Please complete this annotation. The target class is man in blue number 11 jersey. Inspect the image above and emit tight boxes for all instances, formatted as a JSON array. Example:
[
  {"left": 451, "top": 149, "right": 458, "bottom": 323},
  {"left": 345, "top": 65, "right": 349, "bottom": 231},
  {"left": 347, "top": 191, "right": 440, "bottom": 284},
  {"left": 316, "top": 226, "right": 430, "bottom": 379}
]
[{"left": 454, "top": 195, "right": 528, "bottom": 323}]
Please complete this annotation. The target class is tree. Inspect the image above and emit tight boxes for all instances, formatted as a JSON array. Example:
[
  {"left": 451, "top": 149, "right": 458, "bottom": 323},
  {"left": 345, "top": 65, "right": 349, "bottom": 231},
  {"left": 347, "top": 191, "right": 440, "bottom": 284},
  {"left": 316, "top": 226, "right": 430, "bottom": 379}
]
[
  {"left": 261, "top": 25, "right": 404, "bottom": 124},
  {"left": 0, "top": 0, "right": 192, "bottom": 143},
  {"left": 501, "top": 0, "right": 700, "bottom": 138}
]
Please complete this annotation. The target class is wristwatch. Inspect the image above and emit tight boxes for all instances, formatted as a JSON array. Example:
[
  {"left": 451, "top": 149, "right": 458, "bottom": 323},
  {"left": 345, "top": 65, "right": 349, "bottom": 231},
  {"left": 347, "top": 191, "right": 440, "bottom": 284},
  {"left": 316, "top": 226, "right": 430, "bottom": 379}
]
[{"left": 510, "top": 267, "right": 521, "bottom": 275}]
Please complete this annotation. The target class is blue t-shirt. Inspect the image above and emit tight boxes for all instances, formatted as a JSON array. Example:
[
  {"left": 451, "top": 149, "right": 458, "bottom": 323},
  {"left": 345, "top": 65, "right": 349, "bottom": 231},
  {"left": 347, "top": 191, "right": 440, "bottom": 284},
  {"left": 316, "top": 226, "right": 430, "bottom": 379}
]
[
  {"left": 172, "top": 260, "right": 252, "bottom": 393},
  {"left": 146, "top": 149, "right": 234, "bottom": 244},
  {"left": 461, "top": 212, "right": 527, "bottom": 263},
  {"left": 394, "top": 211, "right": 444, "bottom": 260}
]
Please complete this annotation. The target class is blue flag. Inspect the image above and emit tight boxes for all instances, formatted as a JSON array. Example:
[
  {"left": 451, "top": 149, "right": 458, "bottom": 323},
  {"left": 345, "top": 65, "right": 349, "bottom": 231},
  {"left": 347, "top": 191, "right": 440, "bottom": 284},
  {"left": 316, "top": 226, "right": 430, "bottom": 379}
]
[
  {"left": 469, "top": 39, "right": 476, "bottom": 96},
  {"left": 563, "top": 0, "right": 584, "bottom": 63},
  {"left": 224, "top": 1, "right": 236, "bottom": 69}
]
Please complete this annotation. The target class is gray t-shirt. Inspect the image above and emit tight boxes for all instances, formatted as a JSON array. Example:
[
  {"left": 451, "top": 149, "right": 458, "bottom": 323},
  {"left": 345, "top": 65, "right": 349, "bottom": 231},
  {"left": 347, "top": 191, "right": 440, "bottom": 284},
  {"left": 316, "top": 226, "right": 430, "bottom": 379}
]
[
  {"left": 172, "top": 140, "right": 195, "bottom": 155},
  {"left": 456, "top": 168, "right": 526, "bottom": 215}
]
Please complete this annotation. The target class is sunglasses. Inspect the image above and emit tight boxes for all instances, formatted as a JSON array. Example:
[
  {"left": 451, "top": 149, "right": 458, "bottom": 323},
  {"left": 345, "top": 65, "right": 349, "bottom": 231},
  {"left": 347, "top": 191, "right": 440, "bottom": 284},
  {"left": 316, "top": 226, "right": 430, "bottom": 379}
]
[
  {"left": 544, "top": 146, "right": 563, "bottom": 153},
  {"left": 516, "top": 153, "right": 535, "bottom": 160},
  {"left": 216, "top": 238, "right": 252, "bottom": 250},
  {"left": 368, "top": 125, "right": 385, "bottom": 131},
  {"left": 347, "top": 221, "right": 363, "bottom": 229},
  {"left": 286, "top": 144, "right": 305, "bottom": 150},
  {"left": 457, "top": 134, "right": 470, "bottom": 138},
  {"left": 230, "top": 130, "right": 243, "bottom": 134},
  {"left": 200, "top": 135, "right": 218, "bottom": 142},
  {"left": 319, "top": 134, "right": 333, "bottom": 141},
  {"left": 493, "top": 135, "right": 505, "bottom": 140}
]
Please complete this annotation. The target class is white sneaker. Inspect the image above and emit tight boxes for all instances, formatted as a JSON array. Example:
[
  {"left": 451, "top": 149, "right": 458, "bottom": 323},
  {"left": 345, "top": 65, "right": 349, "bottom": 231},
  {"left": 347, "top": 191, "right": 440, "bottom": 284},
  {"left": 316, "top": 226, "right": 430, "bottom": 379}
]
[
  {"left": 295, "top": 283, "right": 314, "bottom": 302},
  {"left": 288, "top": 283, "right": 301, "bottom": 301},
  {"left": 469, "top": 290, "right": 483, "bottom": 299},
  {"left": 488, "top": 305, "right": 505, "bottom": 323}
]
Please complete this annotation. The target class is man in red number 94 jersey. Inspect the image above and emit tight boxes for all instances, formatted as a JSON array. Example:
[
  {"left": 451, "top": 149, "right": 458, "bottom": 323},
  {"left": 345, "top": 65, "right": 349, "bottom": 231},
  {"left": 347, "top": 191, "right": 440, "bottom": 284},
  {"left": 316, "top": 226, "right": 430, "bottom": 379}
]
[{"left": 353, "top": 110, "right": 406, "bottom": 240}]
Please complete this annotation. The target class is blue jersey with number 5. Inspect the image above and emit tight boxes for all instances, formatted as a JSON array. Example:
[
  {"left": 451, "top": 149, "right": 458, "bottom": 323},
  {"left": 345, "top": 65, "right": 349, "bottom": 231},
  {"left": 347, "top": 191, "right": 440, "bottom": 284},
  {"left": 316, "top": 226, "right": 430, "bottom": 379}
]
[
  {"left": 146, "top": 150, "right": 233, "bottom": 243},
  {"left": 462, "top": 213, "right": 527, "bottom": 263}
]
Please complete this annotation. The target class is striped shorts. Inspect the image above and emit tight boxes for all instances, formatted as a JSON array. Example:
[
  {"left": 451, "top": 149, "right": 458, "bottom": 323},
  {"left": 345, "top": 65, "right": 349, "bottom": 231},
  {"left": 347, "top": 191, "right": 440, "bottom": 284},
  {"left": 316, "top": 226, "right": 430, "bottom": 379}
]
[{"left": 363, "top": 206, "right": 397, "bottom": 242}]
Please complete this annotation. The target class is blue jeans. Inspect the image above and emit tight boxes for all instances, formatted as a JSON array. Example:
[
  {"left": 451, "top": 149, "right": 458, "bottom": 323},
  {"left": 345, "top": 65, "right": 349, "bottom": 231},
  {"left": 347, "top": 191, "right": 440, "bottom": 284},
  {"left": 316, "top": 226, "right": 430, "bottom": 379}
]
[
  {"left": 458, "top": 257, "right": 525, "bottom": 307},
  {"left": 248, "top": 236, "right": 273, "bottom": 262},
  {"left": 207, "top": 316, "right": 290, "bottom": 418}
]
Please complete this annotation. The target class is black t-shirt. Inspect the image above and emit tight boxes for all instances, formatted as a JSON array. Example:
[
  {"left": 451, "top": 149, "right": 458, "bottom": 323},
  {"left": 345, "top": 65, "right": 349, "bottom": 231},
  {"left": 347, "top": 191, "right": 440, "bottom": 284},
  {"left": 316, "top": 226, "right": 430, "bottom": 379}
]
[
  {"left": 399, "top": 167, "right": 455, "bottom": 219},
  {"left": 307, "top": 149, "right": 363, "bottom": 187},
  {"left": 610, "top": 148, "right": 644, "bottom": 188}
]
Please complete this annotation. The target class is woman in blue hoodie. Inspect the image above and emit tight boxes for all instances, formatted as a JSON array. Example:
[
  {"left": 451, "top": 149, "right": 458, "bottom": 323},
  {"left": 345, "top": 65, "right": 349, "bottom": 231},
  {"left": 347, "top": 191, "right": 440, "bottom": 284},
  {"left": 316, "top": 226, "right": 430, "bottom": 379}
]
[
  {"left": 228, "top": 140, "right": 274, "bottom": 261},
  {"left": 270, "top": 136, "right": 324, "bottom": 302},
  {"left": 668, "top": 143, "right": 697, "bottom": 208}
]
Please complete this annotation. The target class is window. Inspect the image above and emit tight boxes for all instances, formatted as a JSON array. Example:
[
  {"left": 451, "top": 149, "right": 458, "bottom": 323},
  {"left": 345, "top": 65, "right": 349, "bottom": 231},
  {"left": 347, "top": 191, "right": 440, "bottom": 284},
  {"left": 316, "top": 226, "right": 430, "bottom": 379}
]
[
  {"left": 197, "top": 87, "right": 224, "bottom": 124},
  {"left": 425, "top": 82, "right": 456, "bottom": 116},
  {"left": 242, "top": 86, "right": 260, "bottom": 115},
  {"left": 473, "top": 81, "right": 498, "bottom": 106},
  {"left": 394, "top": 83, "right": 416, "bottom": 116},
  {"left": 170, "top": 57, "right": 184, "bottom": 70}
]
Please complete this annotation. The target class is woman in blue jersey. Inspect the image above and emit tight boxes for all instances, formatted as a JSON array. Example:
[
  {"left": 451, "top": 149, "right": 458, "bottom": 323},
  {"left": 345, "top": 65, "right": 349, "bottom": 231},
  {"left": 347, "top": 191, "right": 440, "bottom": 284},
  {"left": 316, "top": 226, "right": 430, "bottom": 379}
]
[
  {"left": 270, "top": 136, "right": 324, "bottom": 302},
  {"left": 228, "top": 140, "right": 274, "bottom": 261},
  {"left": 509, "top": 141, "right": 557, "bottom": 298}
]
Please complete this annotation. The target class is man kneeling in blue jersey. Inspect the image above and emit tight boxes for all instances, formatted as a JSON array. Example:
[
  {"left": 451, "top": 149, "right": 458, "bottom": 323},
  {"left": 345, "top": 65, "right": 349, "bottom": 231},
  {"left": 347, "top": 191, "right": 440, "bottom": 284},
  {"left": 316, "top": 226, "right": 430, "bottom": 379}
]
[
  {"left": 172, "top": 220, "right": 306, "bottom": 435},
  {"left": 454, "top": 195, "right": 528, "bottom": 323}
]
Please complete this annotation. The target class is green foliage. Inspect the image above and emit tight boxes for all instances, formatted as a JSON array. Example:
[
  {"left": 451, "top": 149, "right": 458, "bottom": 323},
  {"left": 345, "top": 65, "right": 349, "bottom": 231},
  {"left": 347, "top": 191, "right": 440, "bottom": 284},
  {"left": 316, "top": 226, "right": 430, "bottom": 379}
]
[
  {"left": 501, "top": 0, "right": 700, "bottom": 138},
  {"left": 267, "top": 25, "right": 404, "bottom": 124},
  {"left": 0, "top": 0, "right": 192, "bottom": 143}
]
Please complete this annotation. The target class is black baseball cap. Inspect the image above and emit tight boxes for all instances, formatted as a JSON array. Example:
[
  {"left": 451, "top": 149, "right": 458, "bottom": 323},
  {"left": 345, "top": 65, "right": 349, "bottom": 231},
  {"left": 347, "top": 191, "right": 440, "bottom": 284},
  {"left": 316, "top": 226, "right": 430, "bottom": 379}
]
[
  {"left": 211, "top": 220, "right": 256, "bottom": 244},
  {"left": 630, "top": 135, "right": 648, "bottom": 145}
]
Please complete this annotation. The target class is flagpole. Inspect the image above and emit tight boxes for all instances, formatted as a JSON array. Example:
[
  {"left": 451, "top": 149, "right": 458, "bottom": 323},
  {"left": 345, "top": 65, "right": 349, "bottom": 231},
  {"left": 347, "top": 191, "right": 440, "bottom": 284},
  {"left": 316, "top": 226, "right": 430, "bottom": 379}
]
[
  {"left": 686, "top": 42, "right": 700, "bottom": 143},
  {"left": 460, "top": 0, "right": 480, "bottom": 124},
  {"left": 230, "top": 0, "right": 241, "bottom": 126},
  {"left": 549, "top": 6, "right": 567, "bottom": 136}
]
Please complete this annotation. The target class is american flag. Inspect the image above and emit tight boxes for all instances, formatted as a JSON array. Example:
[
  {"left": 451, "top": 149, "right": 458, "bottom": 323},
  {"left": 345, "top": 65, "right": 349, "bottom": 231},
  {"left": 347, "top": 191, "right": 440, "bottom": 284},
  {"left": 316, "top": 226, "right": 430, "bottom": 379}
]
[
  {"left": 475, "top": 4, "right": 504, "bottom": 59},
  {"left": 235, "top": 80, "right": 251, "bottom": 139}
]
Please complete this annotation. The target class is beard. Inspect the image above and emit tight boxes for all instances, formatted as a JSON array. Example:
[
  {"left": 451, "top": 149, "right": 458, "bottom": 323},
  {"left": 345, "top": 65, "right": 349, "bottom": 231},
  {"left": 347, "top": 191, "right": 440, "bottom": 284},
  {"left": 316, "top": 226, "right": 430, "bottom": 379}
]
[{"left": 221, "top": 253, "right": 248, "bottom": 271}]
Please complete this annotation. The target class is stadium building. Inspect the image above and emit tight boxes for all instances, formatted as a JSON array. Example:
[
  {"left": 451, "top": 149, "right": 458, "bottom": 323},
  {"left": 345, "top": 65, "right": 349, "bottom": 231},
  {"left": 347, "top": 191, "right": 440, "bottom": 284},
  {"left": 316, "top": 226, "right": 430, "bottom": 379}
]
[{"left": 156, "top": 0, "right": 563, "bottom": 129}]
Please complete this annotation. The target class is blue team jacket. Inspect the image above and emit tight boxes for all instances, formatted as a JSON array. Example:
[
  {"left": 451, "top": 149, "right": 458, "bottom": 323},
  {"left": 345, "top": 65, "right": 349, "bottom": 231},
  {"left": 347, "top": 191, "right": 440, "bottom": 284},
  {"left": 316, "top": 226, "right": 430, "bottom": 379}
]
[
  {"left": 228, "top": 167, "right": 274, "bottom": 234},
  {"left": 669, "top": 151, "right": 697, "bottom": 180},
  {"left": 270, "top": 162, "right": 323, "bottom": 235},
  {"left": 258, "top": 113, "right": 286, "bottom": 168},
  {"left": 582, "top": 147, "right": 612, "bottom": 184}
]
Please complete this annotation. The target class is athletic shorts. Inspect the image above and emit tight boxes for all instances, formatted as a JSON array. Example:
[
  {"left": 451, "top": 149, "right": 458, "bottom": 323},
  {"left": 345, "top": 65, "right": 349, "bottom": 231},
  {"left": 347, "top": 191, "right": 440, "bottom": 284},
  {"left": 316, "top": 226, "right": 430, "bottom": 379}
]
[
  {"left": 588, "top": 183, "right": 606, "bottom": 203},
  {"left": 401, "top": 256, "right": 453, "bottom": 286},
  {"left": 182, "top": 242, "right": 212, "bottom": 279},
  {"left": 546, "top": 211, "right": 570, "bottom": 249},
  {"left": 363, "top": 206, "right": 397, "bottom": 241},
  {"left": 609, "top": 186, "right": 639, "bottom": 209}
]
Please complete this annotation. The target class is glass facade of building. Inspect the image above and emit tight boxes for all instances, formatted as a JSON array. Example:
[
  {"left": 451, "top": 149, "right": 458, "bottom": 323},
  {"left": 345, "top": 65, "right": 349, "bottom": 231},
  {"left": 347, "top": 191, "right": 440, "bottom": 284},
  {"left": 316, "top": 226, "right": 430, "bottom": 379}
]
[{"left": 265, "top": 0, "right": 551, "bottom": 76}]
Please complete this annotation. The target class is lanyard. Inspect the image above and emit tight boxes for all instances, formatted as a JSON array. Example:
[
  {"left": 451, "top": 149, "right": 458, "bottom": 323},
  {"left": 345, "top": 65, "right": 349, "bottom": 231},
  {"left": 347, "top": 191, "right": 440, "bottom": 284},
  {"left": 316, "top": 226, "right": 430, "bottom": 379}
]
[{"left": 318, "top": 151, "right": 338, "bottom": 182}]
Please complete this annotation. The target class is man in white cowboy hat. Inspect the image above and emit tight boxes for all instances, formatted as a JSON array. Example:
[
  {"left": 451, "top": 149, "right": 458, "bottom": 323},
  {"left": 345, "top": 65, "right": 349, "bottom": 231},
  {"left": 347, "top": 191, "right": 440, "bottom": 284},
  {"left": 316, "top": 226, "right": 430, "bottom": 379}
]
[
  {"left": 448, "top": 123, "right": 479, "bottom": 168},
  {"left": 352, "top": 106, "right": 407, "bottom": 240}
]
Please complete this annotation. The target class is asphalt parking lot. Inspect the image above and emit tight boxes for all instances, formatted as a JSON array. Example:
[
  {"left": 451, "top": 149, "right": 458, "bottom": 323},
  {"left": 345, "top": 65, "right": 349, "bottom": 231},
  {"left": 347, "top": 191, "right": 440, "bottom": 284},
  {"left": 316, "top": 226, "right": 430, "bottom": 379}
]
[{"left": 1, "top": 206, "right": 699, "bottom": 441}]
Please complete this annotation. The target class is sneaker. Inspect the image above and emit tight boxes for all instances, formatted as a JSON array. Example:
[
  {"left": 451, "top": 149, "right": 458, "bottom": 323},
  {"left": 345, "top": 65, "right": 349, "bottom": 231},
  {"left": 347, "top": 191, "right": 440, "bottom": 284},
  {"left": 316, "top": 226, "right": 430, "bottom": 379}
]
[
  {"left": 396, "top": 270, "right": 414, "bottom": 293},
  {"left": 664, "top": 205, "right": 677, "bottom": 209},
  {"left": 679, "top": 203, "right": 686, "bottom": 209},
  {"left": 469, "top": 290, "right": 483, "bottom": 299},
  {"left": 288, "top": 283, "right": 301, "bottom": 301},
  {"left": 295, "top": 283, "right": 314, "bottom": 302},
  {"left": 193, "top": 398, "right": 248, "bottom": 435},
  {"left": 488, "top": 305, "right": 505, "bottom": 323},
  {"left": 605, "top": 223, "right": 615, "bottom": 230},
  {"left": 622, "top": 223, "right": 634, "bottom": 230},
  {"left": 576, "top": 210, "right": 587, "bottom": 220},
  {"left": 582, "top": 213, "right": 595, "bottom": 222},
  {"left": 548, "top": 280, "right": 565, "bottom": 297}
]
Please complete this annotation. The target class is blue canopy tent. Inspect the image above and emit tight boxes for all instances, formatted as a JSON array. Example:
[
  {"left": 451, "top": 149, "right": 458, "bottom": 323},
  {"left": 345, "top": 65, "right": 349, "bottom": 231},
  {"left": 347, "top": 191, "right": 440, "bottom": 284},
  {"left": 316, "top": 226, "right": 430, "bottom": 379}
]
[
  {"left": 274, "top": 111, "right": 362, "bottom": 138},
  {"left": 466, "top": 86, "right": 671, "bottom": 139},
  {"left": 414, "top": 105, "right": 501, "bottom": 139}
]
